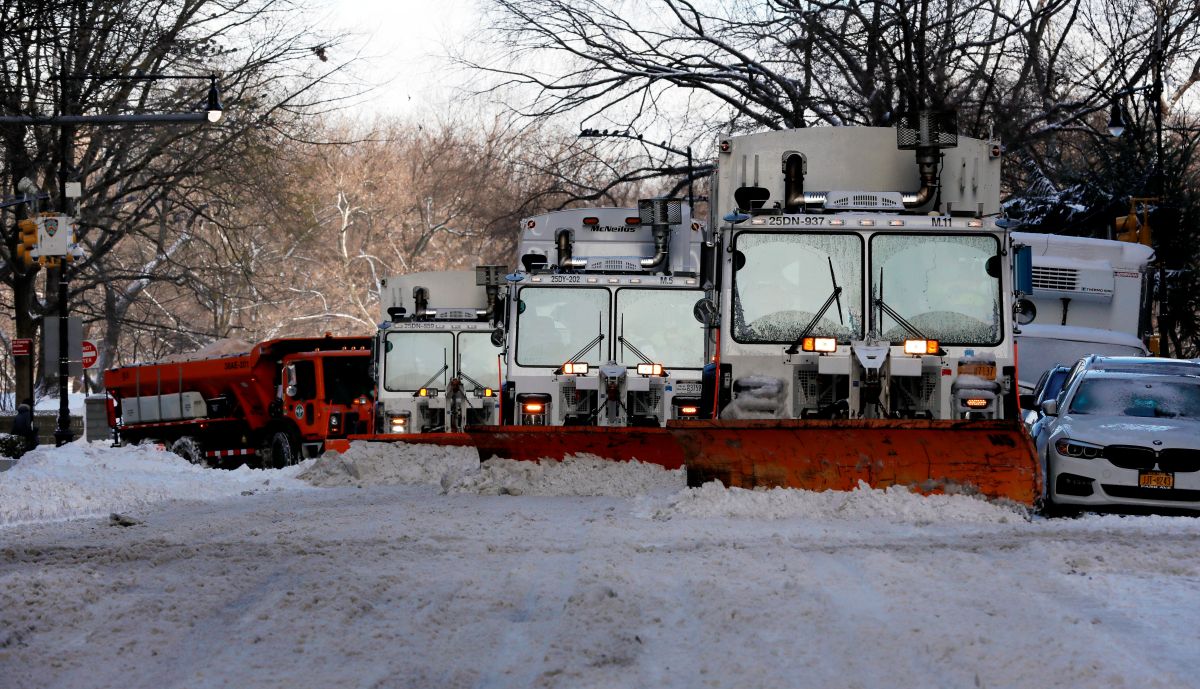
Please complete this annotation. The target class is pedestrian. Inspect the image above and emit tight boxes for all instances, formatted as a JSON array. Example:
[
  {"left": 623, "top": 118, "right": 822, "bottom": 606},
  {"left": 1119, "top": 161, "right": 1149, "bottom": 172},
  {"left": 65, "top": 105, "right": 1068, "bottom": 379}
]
[{"left": 11, "top": 399, "right": 38, "bottom": 452}]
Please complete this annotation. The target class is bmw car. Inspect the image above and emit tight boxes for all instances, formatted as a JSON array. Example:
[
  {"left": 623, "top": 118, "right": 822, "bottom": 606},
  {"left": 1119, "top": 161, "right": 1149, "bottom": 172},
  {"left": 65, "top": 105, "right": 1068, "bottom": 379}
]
[{"left": 1041, "top": 369, "right": 1200, "bottom": 513}]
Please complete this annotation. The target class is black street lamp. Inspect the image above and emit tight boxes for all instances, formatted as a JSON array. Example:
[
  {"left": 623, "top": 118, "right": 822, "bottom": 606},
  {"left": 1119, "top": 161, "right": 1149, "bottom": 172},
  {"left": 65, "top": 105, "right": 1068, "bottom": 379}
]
[
  {"left": 577, "top": 128, "right": 700, "bottom": 211},
  {"left": 1, "top": 73, "right": 223, "bottom": 445}
]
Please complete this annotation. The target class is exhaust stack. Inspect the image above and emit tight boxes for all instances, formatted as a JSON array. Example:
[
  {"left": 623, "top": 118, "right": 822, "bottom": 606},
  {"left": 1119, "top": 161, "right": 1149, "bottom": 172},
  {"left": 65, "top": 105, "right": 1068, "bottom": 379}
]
[{"left": 638, "top": 197, "right": 682, "bottom": 272}]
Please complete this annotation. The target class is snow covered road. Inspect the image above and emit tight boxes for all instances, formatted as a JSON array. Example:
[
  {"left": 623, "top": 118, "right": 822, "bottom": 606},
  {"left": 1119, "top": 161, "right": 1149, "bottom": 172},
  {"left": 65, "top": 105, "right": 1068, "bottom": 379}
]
[{"left": 2, "top": 443, "right": 1199, "bottom": 689}]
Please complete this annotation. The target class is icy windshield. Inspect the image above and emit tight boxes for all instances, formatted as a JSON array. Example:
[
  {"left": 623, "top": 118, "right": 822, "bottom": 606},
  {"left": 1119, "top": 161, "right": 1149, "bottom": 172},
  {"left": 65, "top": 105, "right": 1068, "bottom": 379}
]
[
  {"left": 615, "top": 288, "right": 705, "bottom": 369},
  {"left": 732, "top": 232, "right": 864, "bottom": 343},
  {"left": 516, "top": 287, "right": 610, "bottom": 367},
  {"left": 870, "top": 234, "right": 1002, "bottom": 345},
  {"left": 458, "top": 331, "right": 501, "bottom": 390},
  {"left": 382, "top": 331, "right": 452, "bottom": 391},
  {"left": 1069, "top": 377, "right": 1200, "bottom": 418}
]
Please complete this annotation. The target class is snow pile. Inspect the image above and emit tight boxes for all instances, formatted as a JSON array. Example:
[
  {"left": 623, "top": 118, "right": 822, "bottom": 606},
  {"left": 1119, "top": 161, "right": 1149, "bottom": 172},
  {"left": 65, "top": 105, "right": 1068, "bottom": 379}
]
[
  {"left": 451, "top": 455, "right": 683, "bottom": 497},
  {"left": 157, "top": 338, "right": 253, "bottom": 363},
  {"left": 297, "top": 441, "right": 479, "bottom": 488},
  {"left": 655, "top": 479, "right": 1027, "bottom": 523},
  {"left": 298, "top": 441, "right": 684, "bottom": 497},
  {"left": 0, "top": 442, "right": 307, "bottom": 526}
]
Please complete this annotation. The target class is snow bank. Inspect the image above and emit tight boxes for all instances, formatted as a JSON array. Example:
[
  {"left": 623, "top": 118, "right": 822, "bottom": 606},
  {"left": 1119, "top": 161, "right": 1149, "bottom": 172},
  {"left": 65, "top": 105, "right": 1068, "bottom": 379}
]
[
  {"left": 0, "top": 441, "right": 307, "bottom": 526},
  {"left": 298, "top": 440, "right": 684, "bottom": 497},
  {"left": 654, "top": 479, "right": 1027, "bottom": 524},
  {"left": 157, "top": 338, "right": 253, "bottom": 363}
]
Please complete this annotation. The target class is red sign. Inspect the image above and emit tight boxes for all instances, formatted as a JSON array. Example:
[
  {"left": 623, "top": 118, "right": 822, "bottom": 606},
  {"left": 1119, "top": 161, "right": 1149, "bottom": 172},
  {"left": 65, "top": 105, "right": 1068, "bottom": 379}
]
[
  {"left": 12, "top": 338, "right": 32, "bottom": 357},
  {"left": 81, "top": 340, "right": 98, "bottom": 369}
]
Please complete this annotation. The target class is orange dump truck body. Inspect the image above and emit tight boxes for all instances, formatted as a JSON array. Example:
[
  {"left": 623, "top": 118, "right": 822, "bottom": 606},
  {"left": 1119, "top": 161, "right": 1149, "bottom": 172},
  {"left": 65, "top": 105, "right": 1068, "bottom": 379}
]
[{"left": 103, "top": 335, "right": 374, "bottom": 463}]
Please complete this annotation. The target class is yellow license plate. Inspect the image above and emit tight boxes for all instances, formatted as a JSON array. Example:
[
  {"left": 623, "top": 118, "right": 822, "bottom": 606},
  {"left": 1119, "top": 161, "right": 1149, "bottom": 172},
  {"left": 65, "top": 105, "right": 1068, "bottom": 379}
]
[
  {"left": 1139, "top": 471, "right": 1175, "bottom": 489},
  {"left": 958, "top": 363, "right": 996, "bottom": 380}
]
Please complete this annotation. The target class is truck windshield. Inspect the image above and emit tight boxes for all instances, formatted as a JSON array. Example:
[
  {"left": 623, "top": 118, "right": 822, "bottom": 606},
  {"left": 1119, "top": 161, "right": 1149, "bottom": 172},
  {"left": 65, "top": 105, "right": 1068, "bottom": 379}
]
[
  {"left": 516, "top": 286, "right": 610, "bottom": 367},
  {"left": 615, "top": 288, "right": 705, "bottom": 369},
  {"left": 322, "top": 356, "right": 373, "bottom": 404},
  {"left": 383, "top": 331, "right": 453, "bottom": 391},
  {"left": 458, "top": 331, "right": 501, "bottom": 390},
  {"left": 732, "top": 232, "right": 864, "bottom": 343},
  {"left": 870, "top": 233, "right": 1002, "bottom": 345}
]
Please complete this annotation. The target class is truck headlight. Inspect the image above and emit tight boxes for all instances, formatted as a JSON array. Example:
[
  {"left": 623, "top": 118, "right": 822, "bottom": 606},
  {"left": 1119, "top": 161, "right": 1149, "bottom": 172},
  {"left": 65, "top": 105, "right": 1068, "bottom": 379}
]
[{"left": 389, "top": 413, "right": 411, "bottom": 434}]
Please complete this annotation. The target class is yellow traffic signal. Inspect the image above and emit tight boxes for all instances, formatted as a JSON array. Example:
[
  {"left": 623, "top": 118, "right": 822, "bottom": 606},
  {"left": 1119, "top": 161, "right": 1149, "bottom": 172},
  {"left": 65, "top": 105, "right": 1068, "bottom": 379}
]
[
  {"left": 15, "top": 218, "right": 38, "bottom": 269},
  {"left": 1114, "top": 197, "right": 1155, "bottom": 247}
]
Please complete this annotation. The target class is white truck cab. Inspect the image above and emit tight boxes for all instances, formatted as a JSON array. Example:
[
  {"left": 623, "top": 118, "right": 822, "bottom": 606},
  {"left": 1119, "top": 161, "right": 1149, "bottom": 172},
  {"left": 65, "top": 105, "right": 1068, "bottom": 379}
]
[
  {"left": 375, "top": 268, "right": 505, "bottom": 433},
  {"left": 707, "top": 114, "right": 1026, "bottom": 420},
  {"left": 502, "top": 200, "right": 708, "bottom": 426}
]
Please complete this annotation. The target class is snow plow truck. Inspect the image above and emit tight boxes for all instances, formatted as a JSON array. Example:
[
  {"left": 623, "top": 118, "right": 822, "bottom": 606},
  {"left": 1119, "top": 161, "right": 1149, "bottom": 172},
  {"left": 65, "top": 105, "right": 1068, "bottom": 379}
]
[
  {"left": 372, "top": 268, "right": 505, "bottom": 435},
  {"left": 104, "top": 335, "right": 374, "bottom": 466},
  {"left": 680, "top": 111, "right": 1040, "bottom": 502}
]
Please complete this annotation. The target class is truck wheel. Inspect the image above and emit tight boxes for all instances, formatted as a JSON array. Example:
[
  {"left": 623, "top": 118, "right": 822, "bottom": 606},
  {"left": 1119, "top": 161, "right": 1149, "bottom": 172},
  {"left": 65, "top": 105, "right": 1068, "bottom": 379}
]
[
  {"left": 266, "top": 431, "right": 299, "bottom": 468},
  {"left": 170, "top": 437, "right": 209, "bottom": 467}
]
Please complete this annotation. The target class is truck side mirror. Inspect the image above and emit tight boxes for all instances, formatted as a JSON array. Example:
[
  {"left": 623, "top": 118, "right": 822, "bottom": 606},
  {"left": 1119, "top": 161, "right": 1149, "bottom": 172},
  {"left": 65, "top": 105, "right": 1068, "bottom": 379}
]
[
  {"left": 693, "top": 297, "right": 718, "bottom": 326},
  {"left": 1013, "top": 244, "right": 1033, "bottom": 294},
  {"left": 285, "top": 363, "right": 297, "bottom": 398},
  {"left": 491, "top": 327, "right": 505, "bottom": 347},
  {"left": 1014, "top": 298, "right": 1037, "bottom": 325}
]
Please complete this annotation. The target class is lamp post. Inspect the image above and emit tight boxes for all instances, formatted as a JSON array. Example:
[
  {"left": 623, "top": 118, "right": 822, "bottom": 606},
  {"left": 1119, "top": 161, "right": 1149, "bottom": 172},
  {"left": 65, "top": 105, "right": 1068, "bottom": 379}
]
[
  {"left": 577, "top": 128, "right": 699, "bottom": 212},
  {"left": 1, "top": 74, "right": 223, "bottom": 445},
  {"left": 1107, "top": 10, "right": 1168, "bottom": 354}
]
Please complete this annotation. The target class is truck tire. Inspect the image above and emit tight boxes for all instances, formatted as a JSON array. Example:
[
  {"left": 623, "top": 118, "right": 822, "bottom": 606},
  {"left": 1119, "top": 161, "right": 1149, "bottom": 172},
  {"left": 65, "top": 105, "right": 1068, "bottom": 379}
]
[
  {"left": 266, "top": 431, "right": 299, "bottom": 468},
  {"left": 170, "top": 437, "right": 209, "bottom": 467}
]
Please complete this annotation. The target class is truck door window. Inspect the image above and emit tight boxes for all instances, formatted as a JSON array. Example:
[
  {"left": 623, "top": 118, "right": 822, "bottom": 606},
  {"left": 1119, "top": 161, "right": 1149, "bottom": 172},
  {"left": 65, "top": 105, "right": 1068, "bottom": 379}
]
[{"left": 290, "top": 360, "right": 317, "bottom": 400}]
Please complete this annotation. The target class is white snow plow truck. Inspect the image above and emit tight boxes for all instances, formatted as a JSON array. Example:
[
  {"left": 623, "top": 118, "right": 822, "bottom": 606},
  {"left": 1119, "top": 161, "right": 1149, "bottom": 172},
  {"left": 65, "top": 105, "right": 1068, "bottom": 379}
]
[
  {"left": 373, "top": 268, "right": 505, "bottom": 434},
  {"left": 678, "top": 111, "right": 1041, "bottom": 504}
]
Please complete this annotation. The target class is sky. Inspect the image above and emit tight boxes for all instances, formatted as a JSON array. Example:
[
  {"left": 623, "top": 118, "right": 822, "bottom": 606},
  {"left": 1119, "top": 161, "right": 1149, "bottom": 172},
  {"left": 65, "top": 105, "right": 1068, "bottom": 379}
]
[{"left": 327, "top": 0, "right": 487, "bottom": 118}]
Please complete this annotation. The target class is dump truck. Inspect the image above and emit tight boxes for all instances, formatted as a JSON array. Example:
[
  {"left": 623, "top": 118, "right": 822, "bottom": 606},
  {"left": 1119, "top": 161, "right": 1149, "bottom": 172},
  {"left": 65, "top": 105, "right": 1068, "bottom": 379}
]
[
  {"left": 104, "top": 335, "right": 374, "bottom": 466},
  {"left": 501, "top": 200, "right": 707, "bottom": 428},
  {"left": 680, "top": 112, "right": 1041, "bottom": 503},
  {"left": 372, "top": 268, "right": 505, "bottom": 434}
]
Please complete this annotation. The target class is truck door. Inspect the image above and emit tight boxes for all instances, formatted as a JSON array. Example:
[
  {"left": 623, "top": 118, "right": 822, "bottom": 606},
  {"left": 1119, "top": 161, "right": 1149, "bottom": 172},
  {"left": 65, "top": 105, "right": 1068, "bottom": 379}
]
[{"left": 283, "top": 359, "right": 319, "bottom": 438}]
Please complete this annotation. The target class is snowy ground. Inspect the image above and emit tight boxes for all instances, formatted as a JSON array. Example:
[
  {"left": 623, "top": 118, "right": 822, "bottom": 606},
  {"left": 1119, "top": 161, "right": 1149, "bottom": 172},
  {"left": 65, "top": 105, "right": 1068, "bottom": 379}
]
[{"left": 2, "top": 442, "right": 1199, "bottom": 689}]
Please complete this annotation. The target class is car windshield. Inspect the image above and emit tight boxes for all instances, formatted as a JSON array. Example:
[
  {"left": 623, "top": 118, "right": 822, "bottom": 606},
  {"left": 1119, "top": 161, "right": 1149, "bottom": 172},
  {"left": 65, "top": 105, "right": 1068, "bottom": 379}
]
[
  {"left": 870, "top": 233, "right": 1001, "bottom": 344},
  {"left": 1068, "top": 377, "right": 1200, "bottom": 418},
  {"left": 322, "top": 356, "right": 373, "bottom": 404},
  {"left": 458, "top": 331, "right": 501, "bottom": 390},
  {"left": 382, "top": 331, "right": 452, "bottom": 391},
  {"left": 615, "top": 288, "right": 705, "bottom": 369},
  {"left": 732, "top": 232, "right": 864, "bottom": 343},
  {"left": 516, "top": 286, "right": 610, "bottom": 367}
]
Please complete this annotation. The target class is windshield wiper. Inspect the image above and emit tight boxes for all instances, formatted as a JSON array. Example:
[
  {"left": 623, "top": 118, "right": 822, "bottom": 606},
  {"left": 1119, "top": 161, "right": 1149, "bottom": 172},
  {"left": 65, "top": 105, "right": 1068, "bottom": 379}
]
[
  {"left": 873, "top": 266, "right": 929, "bottom": 341},
  {"left": 786, "top": 257, "right": 845, "bottom": 355},
  {"left": 618, "top": 315, "right": 654, "bottom": 365},
  {"left": 411, "top": 349, "right": 449, "bottom": 397}
]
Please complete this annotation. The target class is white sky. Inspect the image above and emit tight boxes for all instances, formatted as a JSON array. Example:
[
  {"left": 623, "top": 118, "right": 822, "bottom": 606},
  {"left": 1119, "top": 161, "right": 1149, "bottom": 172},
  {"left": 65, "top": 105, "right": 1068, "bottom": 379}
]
[{"left": 326, "top": 0, "right": 488, "bottom": 118}]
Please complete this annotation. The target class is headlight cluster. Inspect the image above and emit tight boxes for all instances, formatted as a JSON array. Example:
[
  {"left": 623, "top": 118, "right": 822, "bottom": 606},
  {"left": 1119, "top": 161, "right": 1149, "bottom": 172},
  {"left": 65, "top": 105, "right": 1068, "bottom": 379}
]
[{"left": 1054, "top": 438, "right": 1102, "bottom": 459}]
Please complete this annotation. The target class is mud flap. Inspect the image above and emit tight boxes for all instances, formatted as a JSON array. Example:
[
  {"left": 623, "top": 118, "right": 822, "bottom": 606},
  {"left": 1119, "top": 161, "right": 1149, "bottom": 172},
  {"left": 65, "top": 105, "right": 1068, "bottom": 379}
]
[{"left": 668, "top": 419, "right": 1042, "bottom": 505}]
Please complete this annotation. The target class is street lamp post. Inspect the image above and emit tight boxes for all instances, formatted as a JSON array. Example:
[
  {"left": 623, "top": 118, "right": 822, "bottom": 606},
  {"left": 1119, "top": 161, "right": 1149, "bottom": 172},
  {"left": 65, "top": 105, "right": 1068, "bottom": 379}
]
[
  {"left": 577, "top": 128, "right": 698, "bottom": 212},
  {"left": 1, "top": 74, "right": 223, "bottom": 445}
]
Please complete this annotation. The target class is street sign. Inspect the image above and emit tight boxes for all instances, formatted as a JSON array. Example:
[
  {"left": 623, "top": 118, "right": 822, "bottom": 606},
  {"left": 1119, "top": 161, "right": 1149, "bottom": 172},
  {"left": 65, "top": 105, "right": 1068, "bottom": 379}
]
[
  {"left": 12, "top": 338, "right": 31, "bottom": 357},
  {"left": 36, "top": 214, "right": 74, "bottom": 257},
  {"left": 82, "top": 340, "right": 98, "bottom": 369}
]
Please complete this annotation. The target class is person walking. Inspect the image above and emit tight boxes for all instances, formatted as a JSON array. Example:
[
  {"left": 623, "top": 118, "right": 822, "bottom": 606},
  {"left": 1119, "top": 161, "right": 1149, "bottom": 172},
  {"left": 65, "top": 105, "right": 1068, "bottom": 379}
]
[{"left": 11, "top": 400, "right": 38, "bottom": 454}]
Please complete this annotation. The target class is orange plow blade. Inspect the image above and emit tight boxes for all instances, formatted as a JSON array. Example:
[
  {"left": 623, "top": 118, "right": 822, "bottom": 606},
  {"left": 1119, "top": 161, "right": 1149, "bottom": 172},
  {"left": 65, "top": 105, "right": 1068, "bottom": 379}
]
[
  {"left": 465, "top": 426, "right": 686, "bottom": 470},
  {"left": 669, "top": 419, "right": 1042, "bottom": 505}
]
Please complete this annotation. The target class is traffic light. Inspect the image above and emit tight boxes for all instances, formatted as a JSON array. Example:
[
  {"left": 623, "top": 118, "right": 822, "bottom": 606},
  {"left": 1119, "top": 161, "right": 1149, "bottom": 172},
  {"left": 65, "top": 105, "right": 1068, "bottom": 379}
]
[
  {"left": 1114, "top": 197, "right": 1155, "bottom": 247},
  {"left": 15, "top": 218, "right": 38, "bottom": 269}
]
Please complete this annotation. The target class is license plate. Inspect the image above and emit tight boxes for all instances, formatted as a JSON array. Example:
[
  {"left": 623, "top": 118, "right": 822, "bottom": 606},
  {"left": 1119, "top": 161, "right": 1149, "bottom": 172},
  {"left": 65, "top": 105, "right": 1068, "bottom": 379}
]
[
  {"left": 1139, "top": 471, "right": 1175, "bottom": 489},
  {"left": 958, "top": 363, "right": 996, "bottom": 380},
  {"left": 675, "top": 382, "right": 702, "bottom": 395}
]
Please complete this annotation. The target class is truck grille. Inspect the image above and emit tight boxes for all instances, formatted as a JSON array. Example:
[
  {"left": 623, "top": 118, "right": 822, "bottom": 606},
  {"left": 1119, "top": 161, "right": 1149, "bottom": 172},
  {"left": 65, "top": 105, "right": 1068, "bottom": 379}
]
[{"left": 1032, "top": 267, "right": 1078, "bottom": 291}]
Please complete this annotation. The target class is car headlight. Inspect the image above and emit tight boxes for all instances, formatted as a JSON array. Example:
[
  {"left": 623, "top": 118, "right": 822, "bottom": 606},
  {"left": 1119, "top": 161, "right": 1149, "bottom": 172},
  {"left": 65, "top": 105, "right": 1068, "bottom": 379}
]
[{"left": 1054, "top": 438, "right": 1103, "bottom": 459}]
